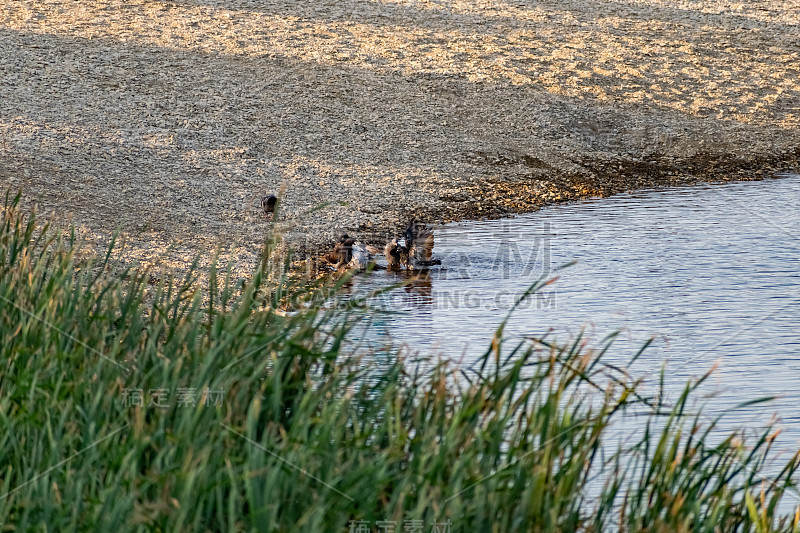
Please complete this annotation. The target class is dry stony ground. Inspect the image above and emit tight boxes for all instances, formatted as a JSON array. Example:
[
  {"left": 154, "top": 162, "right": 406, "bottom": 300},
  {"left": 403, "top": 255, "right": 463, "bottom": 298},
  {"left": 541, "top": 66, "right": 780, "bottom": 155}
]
[{"left": 1, "top": 0, "right": 799, "bottom": 277}]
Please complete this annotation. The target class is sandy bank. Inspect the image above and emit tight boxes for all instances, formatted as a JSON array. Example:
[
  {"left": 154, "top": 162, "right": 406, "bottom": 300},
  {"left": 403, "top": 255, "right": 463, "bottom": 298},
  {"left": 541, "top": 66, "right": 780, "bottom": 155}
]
[{"left": 1, "top": 0, "right": 799, "bottom": 276}]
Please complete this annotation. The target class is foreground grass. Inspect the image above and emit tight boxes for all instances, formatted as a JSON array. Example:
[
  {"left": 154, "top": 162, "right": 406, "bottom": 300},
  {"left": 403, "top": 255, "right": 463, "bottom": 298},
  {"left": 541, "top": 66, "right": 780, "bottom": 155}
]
[{"left": 1, "top": 193, "right": 799, "bottom": 532}]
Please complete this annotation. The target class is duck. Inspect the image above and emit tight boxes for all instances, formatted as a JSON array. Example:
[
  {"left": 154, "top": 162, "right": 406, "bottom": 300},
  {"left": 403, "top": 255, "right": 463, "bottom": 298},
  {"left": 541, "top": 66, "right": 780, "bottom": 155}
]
[
  {"left": 327, "top": 234, "right": 374, "bottom": 271},
  {"left": 385, "top": 219, "right": 441, "bottom": 270},
  {"left": 329, "top": 234, "right": 354, "bottom": 268},
  {"left": 260, "top": 194, "right": 277, "bottom": 217},
  {"left": 384, "top": 237, "right": 402, "bottom": 268}
]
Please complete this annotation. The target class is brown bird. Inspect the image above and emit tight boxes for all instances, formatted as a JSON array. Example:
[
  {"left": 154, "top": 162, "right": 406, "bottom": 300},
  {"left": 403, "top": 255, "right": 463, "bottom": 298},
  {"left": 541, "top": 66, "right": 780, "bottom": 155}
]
[
  {"left": 331, "top": 234, "right": 355, "bottom": 269},
  {"left": 324, "top": 234, "right": 376, "bottom": 271},
  {"left": 384, "top": 237, "right": 402, "bottom": 268}
]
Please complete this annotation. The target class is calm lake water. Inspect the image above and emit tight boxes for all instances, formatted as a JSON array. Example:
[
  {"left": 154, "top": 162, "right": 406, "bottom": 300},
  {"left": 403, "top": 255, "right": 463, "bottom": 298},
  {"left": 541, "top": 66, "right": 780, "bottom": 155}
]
[{"left": 348, "top": 174, "right": 800, "bottom": 457}]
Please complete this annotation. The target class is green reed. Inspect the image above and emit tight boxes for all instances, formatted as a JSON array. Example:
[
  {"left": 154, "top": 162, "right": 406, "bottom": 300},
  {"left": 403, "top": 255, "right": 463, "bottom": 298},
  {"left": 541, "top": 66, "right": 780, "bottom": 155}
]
[{"left": 0, "top": 191, "right": 798, "bottom": 532}]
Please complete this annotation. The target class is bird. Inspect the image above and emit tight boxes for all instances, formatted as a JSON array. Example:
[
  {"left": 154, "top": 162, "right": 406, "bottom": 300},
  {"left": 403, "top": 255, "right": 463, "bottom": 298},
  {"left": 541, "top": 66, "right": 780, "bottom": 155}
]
[
  {"left": 260, "top": 194, "right": 277, "bottom": 217},
  {"left": 384, "top": 237, "right": 402, "bottom": 268},
  {"left": 330, "top": 234, "right": 354, "bottom": 268},
  {"left": 405, "top": 219, "right": 440, "bottom": 269},
  {"left": 387, "top": 219, "right": 441, "bottom": 270},
  {"left": 326, "top": 234, "right": 375, "bottom": 271}
]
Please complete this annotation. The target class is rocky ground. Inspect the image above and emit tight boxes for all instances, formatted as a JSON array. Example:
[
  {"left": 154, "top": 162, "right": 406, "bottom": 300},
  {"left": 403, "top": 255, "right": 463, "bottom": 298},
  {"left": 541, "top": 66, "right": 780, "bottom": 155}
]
[{"left": 1, "top": 0, "right": 799, "bottom": 277}]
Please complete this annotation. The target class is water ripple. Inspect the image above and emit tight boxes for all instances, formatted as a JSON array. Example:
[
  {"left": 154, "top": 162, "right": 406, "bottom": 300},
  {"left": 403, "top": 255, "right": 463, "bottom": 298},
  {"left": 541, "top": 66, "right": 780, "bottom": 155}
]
[{"left": 351, "top": 174, "right": 800, "bottom": 446}]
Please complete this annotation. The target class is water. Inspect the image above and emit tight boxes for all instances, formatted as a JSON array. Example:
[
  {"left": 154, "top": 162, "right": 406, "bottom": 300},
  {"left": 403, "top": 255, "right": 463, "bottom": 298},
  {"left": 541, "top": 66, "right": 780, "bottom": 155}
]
[{"left": 347, "top": 174, "right": 800, "bottom": 459}]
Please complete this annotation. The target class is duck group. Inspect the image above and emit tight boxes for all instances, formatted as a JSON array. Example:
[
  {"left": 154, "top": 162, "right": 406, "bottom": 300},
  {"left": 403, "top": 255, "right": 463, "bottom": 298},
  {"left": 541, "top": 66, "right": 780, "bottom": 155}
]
[
  {"left": 261, "top": 192, "right": 440, "bottom": 272},
  {"left": 326, "top": 219, "right": 441, "bottom": 272}
]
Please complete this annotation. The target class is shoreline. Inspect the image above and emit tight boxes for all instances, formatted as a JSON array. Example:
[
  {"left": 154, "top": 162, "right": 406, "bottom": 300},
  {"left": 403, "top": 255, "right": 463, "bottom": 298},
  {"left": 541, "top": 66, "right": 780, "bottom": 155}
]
[
  {"left": 377, "top": 147, "right": 800, "bottom": 233},
  {"left": 2, "top": 0, "right": 799, "bottom": 276}
]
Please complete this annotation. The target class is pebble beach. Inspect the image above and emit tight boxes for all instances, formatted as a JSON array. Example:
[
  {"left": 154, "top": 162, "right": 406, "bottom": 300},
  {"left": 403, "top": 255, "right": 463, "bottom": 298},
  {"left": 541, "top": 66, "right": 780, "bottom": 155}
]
[{"left": 1, "top": 0, "right": 799, "bottom": 277}]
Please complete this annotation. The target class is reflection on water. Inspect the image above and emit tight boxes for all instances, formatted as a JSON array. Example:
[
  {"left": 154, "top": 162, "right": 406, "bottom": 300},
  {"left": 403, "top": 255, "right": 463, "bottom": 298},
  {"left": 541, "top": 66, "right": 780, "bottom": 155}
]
[
  {"left": 396, "top": 268, "right": 434, "bottom": 306},
  {"left": 350, "top": 174, "right": 800, "bottom": 452}
]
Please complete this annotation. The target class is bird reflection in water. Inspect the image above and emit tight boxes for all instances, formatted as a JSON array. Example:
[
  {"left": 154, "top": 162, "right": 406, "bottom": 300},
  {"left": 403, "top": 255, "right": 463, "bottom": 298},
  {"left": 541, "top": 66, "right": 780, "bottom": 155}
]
[
  {"left": 391, "top": 268, "right": 433, "bottom": 308},
  {"left": 333, "top": 266, "right": 434, "bottom": 312}
]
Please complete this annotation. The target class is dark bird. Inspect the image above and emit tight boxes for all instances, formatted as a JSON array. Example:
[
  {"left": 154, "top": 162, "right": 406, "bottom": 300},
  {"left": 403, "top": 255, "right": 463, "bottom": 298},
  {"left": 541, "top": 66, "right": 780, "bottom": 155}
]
[
  {"left": 390, "top": 219, "right": 441, "bottom": 270},
  {"left": 260, "top": 194, "right": 277, "bottom": 217}
]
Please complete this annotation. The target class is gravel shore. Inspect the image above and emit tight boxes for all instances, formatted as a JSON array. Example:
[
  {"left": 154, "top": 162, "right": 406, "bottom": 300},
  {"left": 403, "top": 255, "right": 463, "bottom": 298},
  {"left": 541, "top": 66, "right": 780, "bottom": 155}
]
[{"left": 2, "top": 0, "right": 799, "bottom": 276}]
